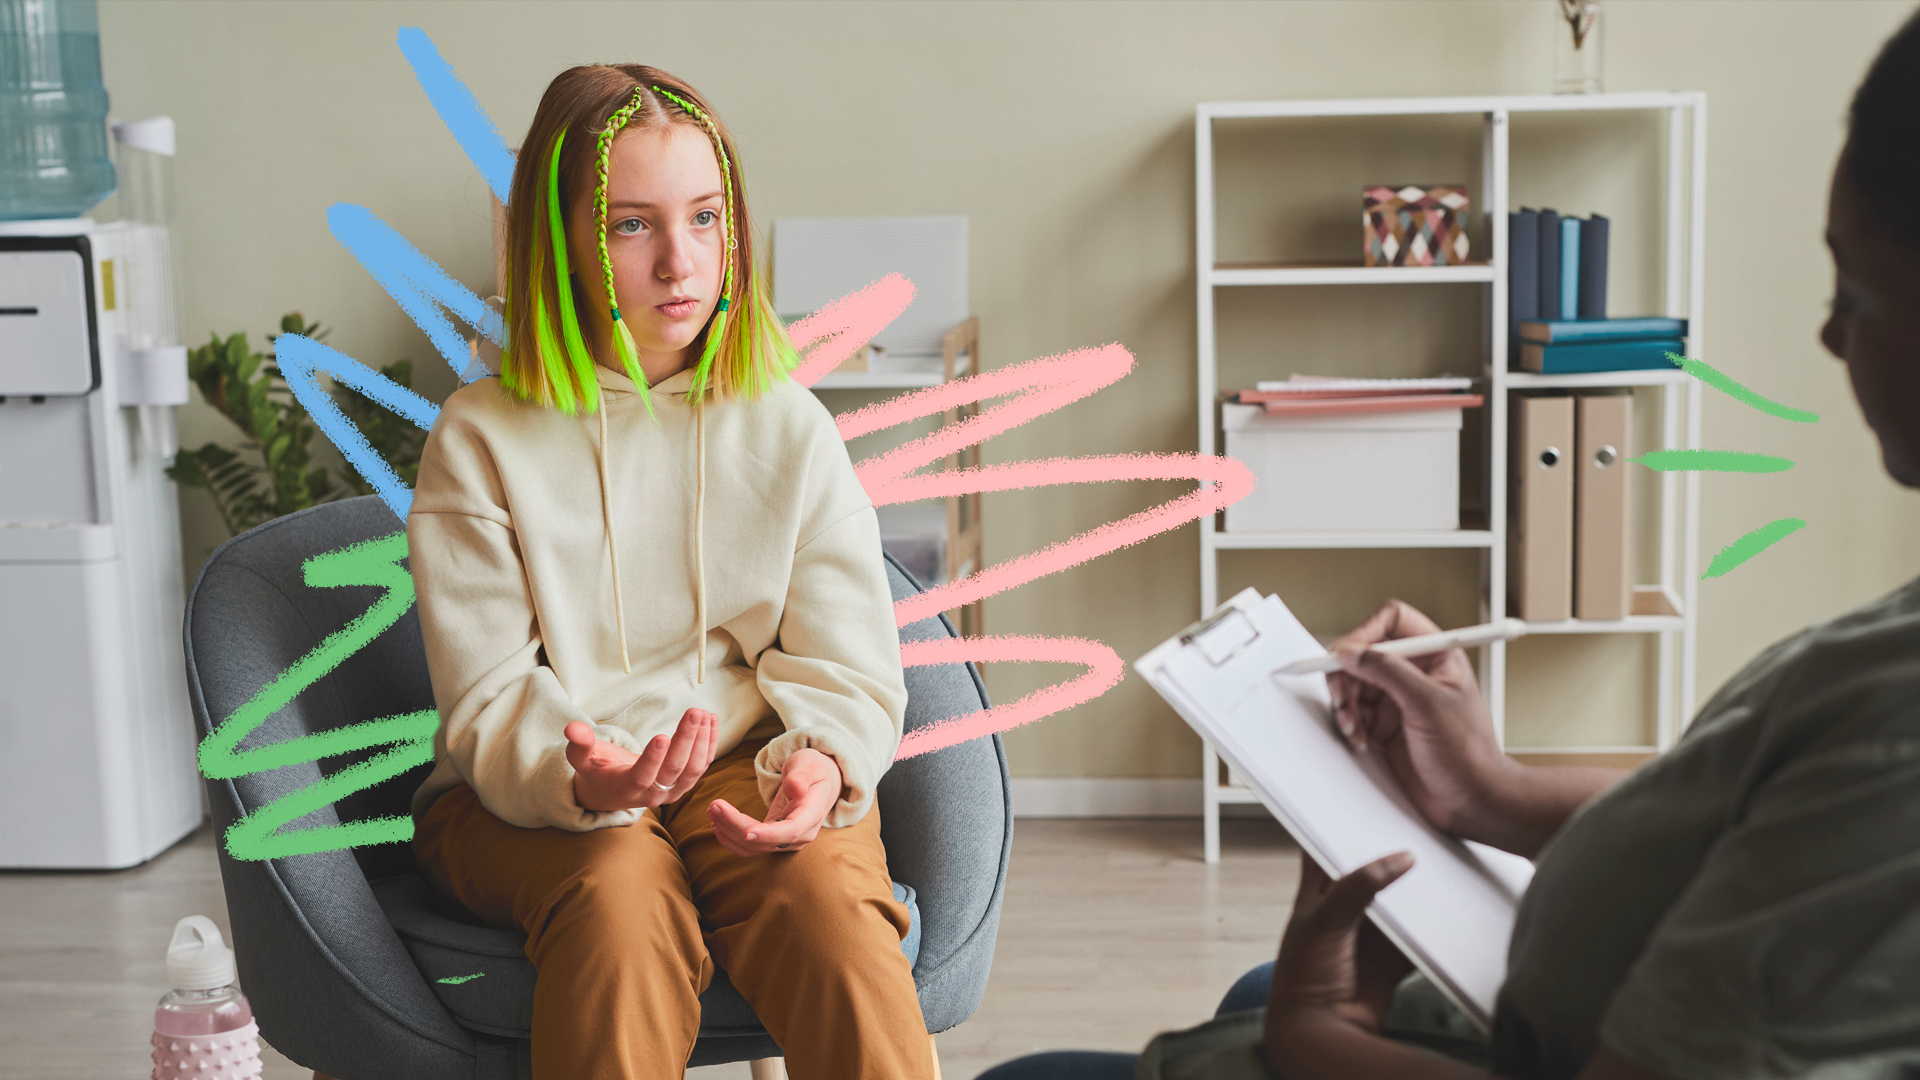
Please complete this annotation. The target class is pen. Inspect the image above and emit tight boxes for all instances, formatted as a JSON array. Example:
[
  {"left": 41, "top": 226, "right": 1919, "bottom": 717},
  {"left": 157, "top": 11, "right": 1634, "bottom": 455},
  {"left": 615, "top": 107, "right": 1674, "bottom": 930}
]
[{"left": 1273, "top": 618, "right": 1529, "bottom": 676}]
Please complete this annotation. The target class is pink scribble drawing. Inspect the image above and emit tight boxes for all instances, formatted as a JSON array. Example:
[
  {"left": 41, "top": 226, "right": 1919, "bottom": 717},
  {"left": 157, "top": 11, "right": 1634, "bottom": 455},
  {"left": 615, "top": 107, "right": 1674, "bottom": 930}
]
[{"left": 785, "top": 274, "right": 1258, "bottom": 758}]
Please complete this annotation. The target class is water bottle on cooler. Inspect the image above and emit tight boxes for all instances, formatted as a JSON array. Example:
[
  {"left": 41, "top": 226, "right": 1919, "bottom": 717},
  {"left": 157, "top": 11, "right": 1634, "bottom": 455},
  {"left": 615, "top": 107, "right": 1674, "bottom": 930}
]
[
  {"left": 0, "top": 0, "right": 116, "bottom": 220},
  {"left": 150, "top": 916, "right": 263, "bottom": 1080}
]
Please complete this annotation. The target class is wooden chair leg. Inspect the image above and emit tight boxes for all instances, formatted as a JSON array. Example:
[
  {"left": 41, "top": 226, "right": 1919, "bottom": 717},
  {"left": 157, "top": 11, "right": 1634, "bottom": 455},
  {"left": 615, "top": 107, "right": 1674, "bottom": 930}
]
[
  {"left": 930, "top": 1031, "right": 945, "bottom": 1080},
  {"left": 313, "top": 1073, "right": 341, "bottom": 1080}
]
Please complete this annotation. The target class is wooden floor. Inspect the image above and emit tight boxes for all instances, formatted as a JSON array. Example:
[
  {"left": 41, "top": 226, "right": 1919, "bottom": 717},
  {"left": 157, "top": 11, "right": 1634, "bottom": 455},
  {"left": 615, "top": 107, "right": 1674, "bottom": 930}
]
[{"left": 0, "top": 817, "right": 1299, "bottom": 1079}]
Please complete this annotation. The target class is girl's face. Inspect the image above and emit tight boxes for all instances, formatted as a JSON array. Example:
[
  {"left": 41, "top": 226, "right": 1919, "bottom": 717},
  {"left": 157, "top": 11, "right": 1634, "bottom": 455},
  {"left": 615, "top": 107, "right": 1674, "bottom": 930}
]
[{"left": 566, "top": 122, "right": 727, "bottom": 387}]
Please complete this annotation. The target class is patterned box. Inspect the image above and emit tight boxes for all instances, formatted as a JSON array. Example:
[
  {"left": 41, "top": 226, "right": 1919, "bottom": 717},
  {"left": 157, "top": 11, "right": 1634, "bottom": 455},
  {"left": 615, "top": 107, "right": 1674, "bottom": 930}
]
[{"left": 1363, "top": 185, "right": 1471, "bottom": 266}]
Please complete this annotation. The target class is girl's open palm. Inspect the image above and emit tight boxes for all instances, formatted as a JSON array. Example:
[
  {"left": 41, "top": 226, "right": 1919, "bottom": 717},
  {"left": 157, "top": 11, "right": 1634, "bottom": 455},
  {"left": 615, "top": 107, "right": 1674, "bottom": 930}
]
[
  {"left": 707, "top": 748, "right": 842, "bottom": 857},
  {"left": 565, "top": 709, "right": 716, "bottom": 813}
]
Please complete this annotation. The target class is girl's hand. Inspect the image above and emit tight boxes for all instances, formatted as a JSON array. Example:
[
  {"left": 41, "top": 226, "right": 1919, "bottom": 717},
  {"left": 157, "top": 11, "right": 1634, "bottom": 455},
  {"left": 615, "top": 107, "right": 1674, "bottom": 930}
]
[
  {"left": 1266, "top": 853, "right": 1415, "bottom": 1040},
  {"left": 706, "top": 748, "right": 843, "bottom": 857},
  {"left": 565, "top": 709, "right": 716, "bottom": 813}
]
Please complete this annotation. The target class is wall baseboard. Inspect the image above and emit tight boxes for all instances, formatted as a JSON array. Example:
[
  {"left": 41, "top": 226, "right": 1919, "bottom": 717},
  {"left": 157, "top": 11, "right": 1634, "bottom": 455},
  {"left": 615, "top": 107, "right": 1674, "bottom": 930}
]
[{"left": 1010, "top": 778, "right": 1272, "bottom": 819}]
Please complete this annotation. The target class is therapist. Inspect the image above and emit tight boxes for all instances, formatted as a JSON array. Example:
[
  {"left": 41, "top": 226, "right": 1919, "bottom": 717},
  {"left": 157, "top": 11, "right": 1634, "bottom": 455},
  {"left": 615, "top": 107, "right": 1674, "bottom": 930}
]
[{"left": 982, "top": 11, "right": 1920, "bottom": 1080}]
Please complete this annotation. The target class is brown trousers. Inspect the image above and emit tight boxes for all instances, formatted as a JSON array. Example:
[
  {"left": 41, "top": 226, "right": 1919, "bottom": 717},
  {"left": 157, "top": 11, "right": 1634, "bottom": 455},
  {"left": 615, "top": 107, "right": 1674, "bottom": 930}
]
[{"left": 413, "top": 735, "right": 934, "bottom": 1080}]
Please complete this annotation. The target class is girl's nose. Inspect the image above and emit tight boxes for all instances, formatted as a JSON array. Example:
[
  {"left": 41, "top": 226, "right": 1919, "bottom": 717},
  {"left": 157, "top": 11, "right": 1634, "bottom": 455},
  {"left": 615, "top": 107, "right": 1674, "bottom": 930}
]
[{"left": 658, "top": 226, "right": 698, "bottom": 282}]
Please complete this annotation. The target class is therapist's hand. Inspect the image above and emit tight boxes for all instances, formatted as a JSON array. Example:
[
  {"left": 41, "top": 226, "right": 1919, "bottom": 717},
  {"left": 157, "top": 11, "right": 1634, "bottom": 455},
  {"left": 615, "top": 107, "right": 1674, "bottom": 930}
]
[
  {"left": 707, "top": 748, "right": 843, "bottom": 857},
  {"left": 1265, "top": 852, "right": 1415, "bottom": 1042},
  {"left": 1325, "top": 600, "right": 1512, "bottom": 841},
  {"left": 565, "top": 709, "right": 716, "bottom": 813}
]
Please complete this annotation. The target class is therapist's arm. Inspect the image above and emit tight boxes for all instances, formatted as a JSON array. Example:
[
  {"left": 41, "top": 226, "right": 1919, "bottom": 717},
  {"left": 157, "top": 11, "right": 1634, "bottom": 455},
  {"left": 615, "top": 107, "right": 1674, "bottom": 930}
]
[
  {"left": 1261, "top": 854, "right": 1670, "bottom": 1080},
  {"left": 1326, "top": 600, "right": 1628, "bottom": 859}
]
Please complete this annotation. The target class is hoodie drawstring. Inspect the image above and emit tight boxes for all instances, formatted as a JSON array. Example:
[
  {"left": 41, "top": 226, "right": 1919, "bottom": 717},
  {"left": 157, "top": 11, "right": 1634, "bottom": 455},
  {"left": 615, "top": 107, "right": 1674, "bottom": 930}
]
[
  {"left": 597, "top": 402, "right": 632, "bottom": 674},
  {"left": 694, "top": 401, "right": 707, "bottom": 685},
  {"left": 593, "top": 381, "right": 706, "bottom": 685}
]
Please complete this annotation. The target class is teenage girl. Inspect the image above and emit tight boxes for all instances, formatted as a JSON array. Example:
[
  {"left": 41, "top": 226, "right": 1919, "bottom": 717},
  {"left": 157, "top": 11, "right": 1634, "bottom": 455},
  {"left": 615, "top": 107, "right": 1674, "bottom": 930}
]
[{"left": 405, "top": 64, "right": 935, "bottom": 1080}]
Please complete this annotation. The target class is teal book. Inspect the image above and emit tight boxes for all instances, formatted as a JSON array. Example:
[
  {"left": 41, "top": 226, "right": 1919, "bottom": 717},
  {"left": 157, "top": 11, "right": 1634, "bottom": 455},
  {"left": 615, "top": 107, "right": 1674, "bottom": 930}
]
[
  {"left": 1519, "top": 338, "right": 1685, "bottom": 374},
  {"left": 1518, "top": 317, "right": 1688, "bottom": 344}
]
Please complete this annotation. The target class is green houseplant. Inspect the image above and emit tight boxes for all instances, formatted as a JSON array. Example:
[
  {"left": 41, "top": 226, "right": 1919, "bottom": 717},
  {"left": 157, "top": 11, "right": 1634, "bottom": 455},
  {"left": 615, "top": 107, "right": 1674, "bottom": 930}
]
[{"left": 167, "top": 312, "right": 430, "bottom": 536}]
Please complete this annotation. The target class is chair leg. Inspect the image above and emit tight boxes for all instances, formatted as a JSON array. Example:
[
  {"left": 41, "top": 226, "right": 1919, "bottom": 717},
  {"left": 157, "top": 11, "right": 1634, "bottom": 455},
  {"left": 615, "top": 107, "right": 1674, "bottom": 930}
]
[
  {"left": 930, "top": 1031, "right": 944, "bottom": 1080},
  {"left": 313, "top": 1074, "right": 341, "bottom": 1080}
]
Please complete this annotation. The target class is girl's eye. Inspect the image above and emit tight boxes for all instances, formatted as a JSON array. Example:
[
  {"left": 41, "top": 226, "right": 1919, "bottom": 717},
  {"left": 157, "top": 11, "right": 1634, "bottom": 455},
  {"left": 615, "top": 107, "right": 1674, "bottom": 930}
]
[
  {"left": 694, "top": 209, "right": 718, "bottom": 226},
  {"left": 614, "top": 218, "right": 642, "bottom": 236}
]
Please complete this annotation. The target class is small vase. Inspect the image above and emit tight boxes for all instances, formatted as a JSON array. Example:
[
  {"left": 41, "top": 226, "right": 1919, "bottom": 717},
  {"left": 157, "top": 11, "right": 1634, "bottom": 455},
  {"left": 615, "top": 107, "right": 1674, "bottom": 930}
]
[{"left": 1553, "top": 0, "right": 1604, "bottom": 95}]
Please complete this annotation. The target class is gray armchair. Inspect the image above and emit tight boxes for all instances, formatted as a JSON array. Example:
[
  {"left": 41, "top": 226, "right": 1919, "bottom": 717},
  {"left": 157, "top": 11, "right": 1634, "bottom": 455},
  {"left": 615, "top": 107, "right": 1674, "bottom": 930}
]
[{"left": 183, "top": 496, "right": 1010, "bottom": 1078}]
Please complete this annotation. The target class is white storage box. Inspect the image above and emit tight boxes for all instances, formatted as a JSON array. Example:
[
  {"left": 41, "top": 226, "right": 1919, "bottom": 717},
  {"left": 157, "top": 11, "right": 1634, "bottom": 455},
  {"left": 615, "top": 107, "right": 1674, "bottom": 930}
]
[{"left": 1222, "top": 402, "right": 1465, "bottom": 533}]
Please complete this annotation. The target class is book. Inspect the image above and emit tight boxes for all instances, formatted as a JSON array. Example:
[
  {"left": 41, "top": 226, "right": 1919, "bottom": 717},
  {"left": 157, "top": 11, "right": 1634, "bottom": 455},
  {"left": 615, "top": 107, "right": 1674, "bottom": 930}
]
[
  {"left": 1559, "top": 216, "right": 1581, "bottom": 322},
  {"left": 1578, "top": 215, "right": 1610, "bottom": 319},
  {"left": 1519, "top": 338, "right": 1685, "bottom": 374},
  {"left": 1538, "top": 208, "right": 1561, "bottom": 321},
  {"left": 1248, "top": 376, "right": 1475, "bottom": 395},
  {"left": 1254, "top": 393, "right": 1484, "bottom": 417},
  {"left": 1519, "top": 317, "right": 1687, "bottom": 344},
  {"left": 1508, "top": 211, "right": 1540, "bottom": 364},
  {"left": 1134, "top": 589, "right": 1535, "bottom": 1032}
]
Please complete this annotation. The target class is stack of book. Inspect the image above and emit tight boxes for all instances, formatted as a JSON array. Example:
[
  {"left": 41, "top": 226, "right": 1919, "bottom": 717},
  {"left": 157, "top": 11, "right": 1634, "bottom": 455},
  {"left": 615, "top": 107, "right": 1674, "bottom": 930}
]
[
  {"left": 1516, "top": 317, "right": 1688, "bottom": 375},
  {"left": 1231, "top": 375, "right": 1481, "bottom": 414},
  {"left": 1507, "top": 207, "right": 1686, "bottom": 373}
]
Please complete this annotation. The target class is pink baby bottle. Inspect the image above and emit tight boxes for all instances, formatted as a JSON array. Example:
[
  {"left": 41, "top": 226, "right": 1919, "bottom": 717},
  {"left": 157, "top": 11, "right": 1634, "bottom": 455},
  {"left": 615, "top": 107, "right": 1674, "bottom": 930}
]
[{"left": 150, "top": 916, "right": 263, "bottom": 1080}]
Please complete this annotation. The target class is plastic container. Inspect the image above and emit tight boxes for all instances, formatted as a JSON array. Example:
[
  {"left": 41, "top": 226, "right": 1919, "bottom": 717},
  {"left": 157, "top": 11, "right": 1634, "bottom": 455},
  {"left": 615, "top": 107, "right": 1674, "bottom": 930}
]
[
  {"left": 1222, "top": 402, "right": 1465, "bottom": 533},
  {"left": 0, "top": 0, "right": 115, "bottom": 220},
  {"left": 108, "top": 116, "right": 188, "bottom": 457},
  {"left": 150, "top": 916, "right": 263, "bottom": 1080}
]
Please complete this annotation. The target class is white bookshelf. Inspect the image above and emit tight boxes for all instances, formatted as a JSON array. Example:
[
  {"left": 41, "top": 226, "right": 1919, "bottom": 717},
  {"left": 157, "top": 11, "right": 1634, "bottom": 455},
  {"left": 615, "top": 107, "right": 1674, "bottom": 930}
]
[
  {"left": 1194, "top": 92, "right": 1707, "bottom": 863},
  {"left": 809, "top": 318, "right": 986, "bottom": 636}
]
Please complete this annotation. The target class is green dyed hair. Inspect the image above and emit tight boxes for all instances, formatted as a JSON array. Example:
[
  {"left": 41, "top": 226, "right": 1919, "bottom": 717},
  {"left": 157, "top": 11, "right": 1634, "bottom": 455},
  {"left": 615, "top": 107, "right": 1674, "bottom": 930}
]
[{"left": 499, "top": 67, "right": 798, "bottom": 415}]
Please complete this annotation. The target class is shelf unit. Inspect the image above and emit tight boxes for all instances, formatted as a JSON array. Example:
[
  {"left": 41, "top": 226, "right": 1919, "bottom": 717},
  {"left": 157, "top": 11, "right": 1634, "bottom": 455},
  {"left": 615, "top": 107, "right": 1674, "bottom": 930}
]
[
  {"left": 810, "top": 317, "right": 985, "bottom": 637},
  {"left": 1194, "top": 92, "right": 1707, "bottom": 862}
]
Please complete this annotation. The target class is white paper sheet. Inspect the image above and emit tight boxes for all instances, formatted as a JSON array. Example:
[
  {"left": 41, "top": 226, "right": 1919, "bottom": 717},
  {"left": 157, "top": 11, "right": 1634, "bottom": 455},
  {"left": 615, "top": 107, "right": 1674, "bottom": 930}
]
[{"left": 1134, "top": 588, "right": 1533, "bottom": 1031}]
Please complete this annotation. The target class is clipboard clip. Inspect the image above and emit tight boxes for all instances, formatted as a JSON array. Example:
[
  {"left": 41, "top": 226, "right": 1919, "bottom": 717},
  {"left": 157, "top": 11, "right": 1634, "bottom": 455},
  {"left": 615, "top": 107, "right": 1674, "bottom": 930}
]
[{"left": 1177, "top": 603, "right": 1261, "bottom": 667}]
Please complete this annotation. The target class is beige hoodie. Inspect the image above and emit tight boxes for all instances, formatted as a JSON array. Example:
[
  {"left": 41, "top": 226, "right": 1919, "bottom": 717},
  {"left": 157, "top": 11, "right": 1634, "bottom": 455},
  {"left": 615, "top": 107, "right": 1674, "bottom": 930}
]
[{"left": 406, "top": 363, "right": 907, "bottom": 833}]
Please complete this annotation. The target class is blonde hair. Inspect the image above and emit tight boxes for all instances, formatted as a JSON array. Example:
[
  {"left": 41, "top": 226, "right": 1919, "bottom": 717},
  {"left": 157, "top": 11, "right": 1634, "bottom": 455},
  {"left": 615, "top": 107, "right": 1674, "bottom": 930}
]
[{"left": 500, "top": 64, "right": 795, "bottom": 413}]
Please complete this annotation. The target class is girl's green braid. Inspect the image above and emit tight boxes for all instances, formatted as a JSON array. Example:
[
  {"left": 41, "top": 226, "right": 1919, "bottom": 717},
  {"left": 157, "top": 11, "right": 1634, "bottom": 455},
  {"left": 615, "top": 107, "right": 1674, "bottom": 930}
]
[
  {"left": 593, "top": 88, "right": 658, "bottom": 416},
  {"left": 648, "top": 85, "right": 737, "bottom": 403}
]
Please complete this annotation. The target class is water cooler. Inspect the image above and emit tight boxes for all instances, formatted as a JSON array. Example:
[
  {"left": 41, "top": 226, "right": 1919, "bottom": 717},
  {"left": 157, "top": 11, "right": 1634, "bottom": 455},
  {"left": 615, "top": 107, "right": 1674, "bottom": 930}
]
[{"left": 1, "top": 0, "right": 203, "bottom": 867}]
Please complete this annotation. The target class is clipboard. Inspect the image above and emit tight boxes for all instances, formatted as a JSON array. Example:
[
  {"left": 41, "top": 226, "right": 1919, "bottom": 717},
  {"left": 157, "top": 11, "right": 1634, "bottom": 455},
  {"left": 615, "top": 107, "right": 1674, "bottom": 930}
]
[{"left": 1134, "top": 587, "right": 1534, "bottom": 1032}]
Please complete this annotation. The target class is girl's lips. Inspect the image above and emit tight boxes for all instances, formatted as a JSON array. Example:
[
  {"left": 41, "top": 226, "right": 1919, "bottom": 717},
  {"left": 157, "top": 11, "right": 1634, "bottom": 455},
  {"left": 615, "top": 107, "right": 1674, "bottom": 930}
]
[{"left": 656, "top": 299, "right": 700, "bottom": 319}]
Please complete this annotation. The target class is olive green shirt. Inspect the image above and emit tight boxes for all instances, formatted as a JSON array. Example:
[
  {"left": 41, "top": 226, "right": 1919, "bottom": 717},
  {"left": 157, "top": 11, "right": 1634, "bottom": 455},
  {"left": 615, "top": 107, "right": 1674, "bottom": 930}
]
[
  {"left": 1140, "top": 575, "right": 1920, "bottom": 1080},
  {"left": 1496, "top": 574, "right": 1920, "bottom": 1079}
]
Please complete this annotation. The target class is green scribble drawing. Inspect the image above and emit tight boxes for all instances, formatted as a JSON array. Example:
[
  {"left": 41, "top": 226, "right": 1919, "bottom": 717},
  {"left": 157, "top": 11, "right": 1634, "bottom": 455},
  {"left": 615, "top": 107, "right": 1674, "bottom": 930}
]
[
  {"left": 1704, "top": 517, "right": 1808, "bottom": 578},
  {"left": 1629, "top": 449, "right": 1794, "bottom": 473},
  {"left": 436, "top": 973, "right": 487, "bottom": 985},
  {"left": 199, "top": 531, "right": 438, "bottom": 860},
  {"left": 1648, "top": 353, "right": 1819, "bottom": 578},
  {"left": 1665, "top": 353, "right": 1820, "bottom": 423}
]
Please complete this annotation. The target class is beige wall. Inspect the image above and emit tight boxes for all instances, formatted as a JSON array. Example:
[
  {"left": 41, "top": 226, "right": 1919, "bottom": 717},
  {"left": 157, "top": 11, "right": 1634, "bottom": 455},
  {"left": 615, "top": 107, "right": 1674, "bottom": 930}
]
[{"left": 98, "top": 0, "right": 1920, "bottom": 778}]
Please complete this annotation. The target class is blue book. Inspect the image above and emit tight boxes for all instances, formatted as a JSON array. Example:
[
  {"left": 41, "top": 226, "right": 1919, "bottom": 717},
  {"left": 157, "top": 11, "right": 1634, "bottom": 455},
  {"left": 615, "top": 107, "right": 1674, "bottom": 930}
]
[
  {"left": 1508, "top": 211, "right": 1540, "bottom": 363},
  {"left": 1560, "top": 217, "right": 1581, "bottom": 321},
  {"left": 1519, "top": 317, "right": 1688, "bottom": 344},
  {"left": 1518, "top": 338, "right": 1685, "bottom": 374},
  {"left": 1538, "top": 208, "right": 1561, "bottom": 321},
  {"left": 1578, "top": 215, "right": 1610, "bottom": 319}
]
